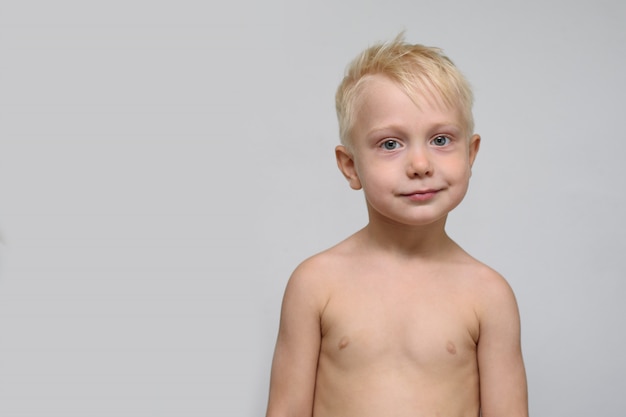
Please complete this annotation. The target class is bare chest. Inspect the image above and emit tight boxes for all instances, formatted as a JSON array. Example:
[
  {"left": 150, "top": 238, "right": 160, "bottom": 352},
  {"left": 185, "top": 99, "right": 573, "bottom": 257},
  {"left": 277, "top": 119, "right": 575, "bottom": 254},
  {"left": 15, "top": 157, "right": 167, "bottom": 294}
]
[{"left": 319, "top": 273, "right": 479, "bottom": 372}]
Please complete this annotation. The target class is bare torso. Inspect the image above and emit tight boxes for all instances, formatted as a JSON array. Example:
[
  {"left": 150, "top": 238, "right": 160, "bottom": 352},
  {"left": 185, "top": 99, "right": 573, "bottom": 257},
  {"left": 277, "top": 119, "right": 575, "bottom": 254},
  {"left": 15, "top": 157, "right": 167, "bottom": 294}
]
[{"left": 311, "top": 237, "right": 484, "bottom": 417}]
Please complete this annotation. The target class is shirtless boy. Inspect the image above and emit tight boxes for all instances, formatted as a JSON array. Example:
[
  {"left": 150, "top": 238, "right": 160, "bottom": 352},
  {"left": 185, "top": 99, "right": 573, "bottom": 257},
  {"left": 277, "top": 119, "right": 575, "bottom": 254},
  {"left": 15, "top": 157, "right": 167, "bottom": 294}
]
[{"left": 266, "top": 35, "right": 528, "bottom": 417}]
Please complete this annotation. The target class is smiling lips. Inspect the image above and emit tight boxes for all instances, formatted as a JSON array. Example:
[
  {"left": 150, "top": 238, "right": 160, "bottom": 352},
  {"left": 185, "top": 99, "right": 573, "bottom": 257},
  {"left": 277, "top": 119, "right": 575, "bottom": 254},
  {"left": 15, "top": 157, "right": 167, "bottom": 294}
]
[{"left": 401, "top": 189, "right": 440, "bottom": 202}]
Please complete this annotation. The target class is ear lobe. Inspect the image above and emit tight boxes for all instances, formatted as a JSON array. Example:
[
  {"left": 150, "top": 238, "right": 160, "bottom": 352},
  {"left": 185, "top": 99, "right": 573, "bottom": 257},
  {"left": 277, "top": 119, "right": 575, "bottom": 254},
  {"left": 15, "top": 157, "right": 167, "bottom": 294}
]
[
  {"left": 468, "top": 134, "right": 481, "bottom": 168},
  {"left": 335, "top": 145, "right": 362, "bottom": 190}
]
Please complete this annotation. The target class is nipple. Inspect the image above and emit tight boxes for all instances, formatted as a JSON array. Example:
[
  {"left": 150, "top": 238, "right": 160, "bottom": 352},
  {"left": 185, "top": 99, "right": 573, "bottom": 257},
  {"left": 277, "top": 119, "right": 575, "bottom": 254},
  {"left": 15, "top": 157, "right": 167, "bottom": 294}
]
[
  {"left": 338, "top": 336, "right": 350, "bottom": 350},
  {"left": 446, "top": 341, "right": 457, "bottom": 355}
]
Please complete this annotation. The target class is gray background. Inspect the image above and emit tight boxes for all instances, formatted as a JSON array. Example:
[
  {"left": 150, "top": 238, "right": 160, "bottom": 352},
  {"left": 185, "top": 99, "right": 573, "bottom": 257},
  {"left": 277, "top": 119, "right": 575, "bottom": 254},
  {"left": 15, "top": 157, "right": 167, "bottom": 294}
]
[{"left": 1, "top": 0, "right": 625, "bottom": 415}]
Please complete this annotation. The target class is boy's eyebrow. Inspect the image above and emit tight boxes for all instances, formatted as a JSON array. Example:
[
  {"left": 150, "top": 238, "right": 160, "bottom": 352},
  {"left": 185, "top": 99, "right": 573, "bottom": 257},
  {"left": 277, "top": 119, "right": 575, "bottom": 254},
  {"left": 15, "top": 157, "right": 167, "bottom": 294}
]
[
  {"left": 363, "top": 124, "right": 410, "bottom": 141},
  {"left": 429, "top": 122, "right": 463, "bottom": 134},
  {"left": 367, "top": 125, "right": 403, "bottom": 136},
  {"left": 366, "top": 121, "right": 463, "bottom": 138}
]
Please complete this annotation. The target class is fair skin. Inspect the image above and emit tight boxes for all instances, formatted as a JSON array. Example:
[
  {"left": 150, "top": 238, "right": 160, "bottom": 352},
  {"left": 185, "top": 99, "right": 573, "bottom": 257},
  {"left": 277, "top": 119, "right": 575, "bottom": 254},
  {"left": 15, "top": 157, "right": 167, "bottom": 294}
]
[{"left": 266, "top": 74, "right": 528, "bottom": 417}]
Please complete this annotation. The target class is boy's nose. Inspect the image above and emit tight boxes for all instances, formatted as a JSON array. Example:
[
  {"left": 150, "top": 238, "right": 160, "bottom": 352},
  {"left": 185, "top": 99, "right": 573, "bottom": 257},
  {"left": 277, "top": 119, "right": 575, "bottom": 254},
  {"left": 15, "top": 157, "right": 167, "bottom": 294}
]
[{"left": 406, "top": 148, "right": 433, "bottom": 177}]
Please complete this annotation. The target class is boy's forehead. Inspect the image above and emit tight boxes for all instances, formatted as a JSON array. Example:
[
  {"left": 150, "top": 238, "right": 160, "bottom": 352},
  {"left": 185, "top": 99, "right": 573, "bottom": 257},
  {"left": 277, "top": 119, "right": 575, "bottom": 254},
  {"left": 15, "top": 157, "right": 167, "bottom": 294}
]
[
  {"left": 357, "top": 74, "right": 448, "bottom": 109},
  {"left": 353, "top": 75, "right": 464, "bottom": 132}
]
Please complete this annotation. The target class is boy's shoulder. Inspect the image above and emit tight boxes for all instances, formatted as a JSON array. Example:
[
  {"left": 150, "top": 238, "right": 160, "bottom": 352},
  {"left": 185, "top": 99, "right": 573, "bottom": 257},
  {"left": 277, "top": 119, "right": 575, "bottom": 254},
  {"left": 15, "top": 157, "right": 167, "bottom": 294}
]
[
  {"left": 284, "top": 235, "right": 360, "bottom": 296},
  {"left": 289, "top": 238, "right": 354, "bottom": 284},
  {"left": 291, "top": 235, "right": 510, "bottom": 281},
  {"left": 286, "top": 236, "right": 517, "bottom": 307},
  {"left": 456, "top": 253, "right": 520, "bottom": 317},
  {"left": 452, "top": 249, "right": 515, "bottom": 295}
]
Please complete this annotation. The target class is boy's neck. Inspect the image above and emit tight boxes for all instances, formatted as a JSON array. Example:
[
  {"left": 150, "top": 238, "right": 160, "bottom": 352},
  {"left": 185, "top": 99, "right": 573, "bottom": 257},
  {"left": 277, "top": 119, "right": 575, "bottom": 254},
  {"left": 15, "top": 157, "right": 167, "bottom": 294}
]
[{"left": 360, "top": 214, "right": 456, "bottom": 260}]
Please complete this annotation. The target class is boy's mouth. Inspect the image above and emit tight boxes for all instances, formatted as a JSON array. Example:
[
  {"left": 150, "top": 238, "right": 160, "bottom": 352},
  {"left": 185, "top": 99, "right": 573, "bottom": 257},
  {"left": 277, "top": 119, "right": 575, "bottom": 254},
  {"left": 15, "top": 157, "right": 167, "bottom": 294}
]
[{"left": 400, "top": 189, "right": 440, "bottom": 202}]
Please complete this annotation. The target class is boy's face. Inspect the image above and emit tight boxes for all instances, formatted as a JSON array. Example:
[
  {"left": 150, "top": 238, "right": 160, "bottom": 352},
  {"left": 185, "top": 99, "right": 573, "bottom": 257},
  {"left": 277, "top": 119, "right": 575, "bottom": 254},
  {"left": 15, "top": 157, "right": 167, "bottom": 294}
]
[{"left": 336, "top": 75, "right": 480, "bottom": 227}]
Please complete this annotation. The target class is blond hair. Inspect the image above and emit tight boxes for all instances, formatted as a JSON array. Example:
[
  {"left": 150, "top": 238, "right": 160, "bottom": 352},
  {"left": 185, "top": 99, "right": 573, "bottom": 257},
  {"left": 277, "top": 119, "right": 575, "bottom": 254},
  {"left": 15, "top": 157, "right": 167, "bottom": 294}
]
[{"left": 335, "top": 34, "right": 475, "bottom": 148}]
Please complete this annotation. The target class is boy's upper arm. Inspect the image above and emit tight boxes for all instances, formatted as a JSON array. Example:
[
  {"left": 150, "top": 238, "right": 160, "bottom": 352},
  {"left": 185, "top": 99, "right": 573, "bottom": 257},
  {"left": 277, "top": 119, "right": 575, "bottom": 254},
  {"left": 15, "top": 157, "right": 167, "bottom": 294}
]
[
  {"left": 266, "top": 260, "right": 327, "bottom": 417},
  {"left": 476, "top": 271, "right": 528, "bottom": 417}
]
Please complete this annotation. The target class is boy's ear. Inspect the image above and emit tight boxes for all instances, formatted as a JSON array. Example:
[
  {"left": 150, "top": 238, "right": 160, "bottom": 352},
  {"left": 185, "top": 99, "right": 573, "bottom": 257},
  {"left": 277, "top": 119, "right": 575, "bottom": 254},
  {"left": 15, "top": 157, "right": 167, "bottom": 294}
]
[
  {"left": 468, "top": 134, "right": 481, "bottom": 168},
  {"left": 335, "top": 145, "right": 362, "bottom": 190}
]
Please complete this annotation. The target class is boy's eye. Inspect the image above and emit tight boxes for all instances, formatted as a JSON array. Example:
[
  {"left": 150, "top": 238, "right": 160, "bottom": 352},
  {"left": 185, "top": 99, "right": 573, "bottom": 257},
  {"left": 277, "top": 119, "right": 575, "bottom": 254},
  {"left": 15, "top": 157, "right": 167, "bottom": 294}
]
[
  {"left": 431, "top": 135, "right": 450, "bottom": 146},
  {"left": 381, "top": 140, "right": 400, "bottom": 150}
]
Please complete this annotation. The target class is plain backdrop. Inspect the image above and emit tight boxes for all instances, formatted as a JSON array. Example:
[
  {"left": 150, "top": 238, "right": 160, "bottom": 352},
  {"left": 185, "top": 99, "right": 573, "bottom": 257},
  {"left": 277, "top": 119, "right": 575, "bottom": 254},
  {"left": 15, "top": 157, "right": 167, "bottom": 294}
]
[{"left": 1, "top": 0, "right": 625, "bottom": 415}]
